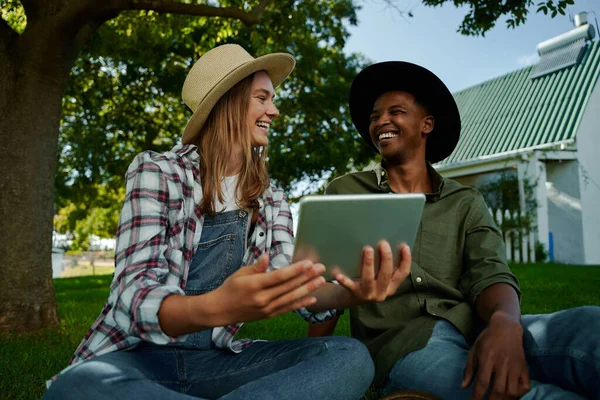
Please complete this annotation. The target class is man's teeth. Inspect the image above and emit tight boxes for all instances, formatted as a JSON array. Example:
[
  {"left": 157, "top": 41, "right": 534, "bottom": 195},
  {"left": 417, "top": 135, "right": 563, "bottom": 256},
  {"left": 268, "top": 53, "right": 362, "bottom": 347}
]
[
  {"left": 256, "top": 122, "right": 270, "bottom": 129},
  {"left": 378, "top": 132, "right": 397, "bottom": 140}
]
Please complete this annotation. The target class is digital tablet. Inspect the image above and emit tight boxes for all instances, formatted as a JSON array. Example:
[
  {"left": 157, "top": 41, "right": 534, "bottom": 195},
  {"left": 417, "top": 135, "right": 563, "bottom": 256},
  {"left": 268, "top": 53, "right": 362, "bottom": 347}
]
[{"left": 293, "top": 193, "right": 425, "bottom": 280}]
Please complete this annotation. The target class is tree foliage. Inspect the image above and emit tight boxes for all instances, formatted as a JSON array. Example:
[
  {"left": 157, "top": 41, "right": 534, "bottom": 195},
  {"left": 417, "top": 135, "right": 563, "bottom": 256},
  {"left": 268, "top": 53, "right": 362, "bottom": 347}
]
[
  {"left": 52, "top": 1, "right": 374, "bottom": 247},
  {"left": 3, "top": 0, "right": 576, "bottom": 248},
  {"left": 421, "top": 0, "right": 576, "bottom": 36},
  {"left": 0, "top": 0, "right": 573, "bottom": 332}
]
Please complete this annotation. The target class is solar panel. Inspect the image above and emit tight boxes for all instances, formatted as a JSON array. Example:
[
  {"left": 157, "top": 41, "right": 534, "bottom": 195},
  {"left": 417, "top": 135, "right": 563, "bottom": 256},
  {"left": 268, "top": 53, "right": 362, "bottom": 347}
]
[{"left": 530, "top": 38, "right": 588, "bottom": 79}]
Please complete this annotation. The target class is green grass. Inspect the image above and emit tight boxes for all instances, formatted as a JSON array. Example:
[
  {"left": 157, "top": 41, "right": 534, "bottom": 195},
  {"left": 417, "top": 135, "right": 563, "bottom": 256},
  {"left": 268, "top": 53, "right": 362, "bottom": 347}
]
[{"left": 2, "top": 263, "right": 599, "bottom": 400}]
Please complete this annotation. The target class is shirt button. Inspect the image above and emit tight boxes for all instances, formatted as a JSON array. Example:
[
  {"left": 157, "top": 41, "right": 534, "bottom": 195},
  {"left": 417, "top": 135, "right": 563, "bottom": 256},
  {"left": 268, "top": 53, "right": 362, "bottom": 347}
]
[
  {"left": 416, "top": 277, "right": 422, "bottom": 283},
  {"left": 239, "top": 210, "right": 247, "bottom": 218},
  {"left": 259, "top": 232, "right": 265, "bottom": 237}
]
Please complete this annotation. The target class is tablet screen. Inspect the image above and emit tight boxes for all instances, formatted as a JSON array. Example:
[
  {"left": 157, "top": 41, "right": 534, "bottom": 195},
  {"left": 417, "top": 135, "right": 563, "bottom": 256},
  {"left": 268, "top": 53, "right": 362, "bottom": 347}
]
[{"left": 293, "top": 193, "right": 425, "bottom": 280}]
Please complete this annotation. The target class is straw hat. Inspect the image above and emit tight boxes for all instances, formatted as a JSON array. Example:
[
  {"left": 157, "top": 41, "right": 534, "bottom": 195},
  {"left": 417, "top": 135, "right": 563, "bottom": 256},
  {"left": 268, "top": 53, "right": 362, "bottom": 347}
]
[
  {"left": 181, "top": 44, "right": 296, "bottom": 144},
  {"left": 349, "top": 61, "right": 461, "bottom": 164}
]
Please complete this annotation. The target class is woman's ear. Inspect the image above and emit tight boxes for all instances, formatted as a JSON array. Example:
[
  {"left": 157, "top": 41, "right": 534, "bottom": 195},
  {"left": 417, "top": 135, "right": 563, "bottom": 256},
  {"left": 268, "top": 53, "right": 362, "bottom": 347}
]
[{"left": 422, "top": 115, "right": 434, "bottom": 137}]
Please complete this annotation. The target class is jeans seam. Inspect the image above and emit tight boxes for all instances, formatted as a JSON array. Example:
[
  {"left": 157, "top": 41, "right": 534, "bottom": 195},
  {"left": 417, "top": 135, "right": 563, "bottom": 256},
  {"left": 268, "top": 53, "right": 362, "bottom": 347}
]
[
  {"left": 187, "top": 340, "right": 329, "bottom": 383},
  {"left": 526, "top": 347, "right": 600, "bottom": 368},
  {"left": 174, "top": 348, "right": 189, "bottom": 393}
]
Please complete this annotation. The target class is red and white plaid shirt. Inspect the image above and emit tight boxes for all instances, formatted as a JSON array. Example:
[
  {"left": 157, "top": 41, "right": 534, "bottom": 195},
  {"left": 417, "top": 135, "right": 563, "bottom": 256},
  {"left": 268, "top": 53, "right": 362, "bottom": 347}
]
[{"left": 65, "top": 143, "right": 335, "bottom": 372}]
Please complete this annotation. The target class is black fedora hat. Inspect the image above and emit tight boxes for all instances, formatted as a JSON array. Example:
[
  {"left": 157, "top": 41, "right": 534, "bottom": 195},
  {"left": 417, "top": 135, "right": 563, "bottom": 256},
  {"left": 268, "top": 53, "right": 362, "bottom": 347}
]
[{"left": 349, "top": 61, "right": 461, "bottom": 164}]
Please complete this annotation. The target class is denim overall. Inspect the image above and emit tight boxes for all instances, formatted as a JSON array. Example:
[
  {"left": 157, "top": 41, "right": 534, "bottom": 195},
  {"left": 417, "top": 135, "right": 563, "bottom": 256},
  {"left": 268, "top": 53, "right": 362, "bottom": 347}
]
[
  {"left": 177, "top": 208, "right": 248, "bottom": 350},
  {"left": 44, "top": 208, "right": 376, "bottom": 400}
]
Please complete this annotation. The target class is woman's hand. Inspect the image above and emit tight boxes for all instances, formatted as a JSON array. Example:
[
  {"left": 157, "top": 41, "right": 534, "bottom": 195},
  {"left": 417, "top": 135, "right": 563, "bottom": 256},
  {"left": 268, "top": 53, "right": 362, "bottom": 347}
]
[
  {"left": 204, "top": 254, "right": 326, "bottom": 326},
  {"left": 332, "top": 241, "right": 411, "bottom": 303}
]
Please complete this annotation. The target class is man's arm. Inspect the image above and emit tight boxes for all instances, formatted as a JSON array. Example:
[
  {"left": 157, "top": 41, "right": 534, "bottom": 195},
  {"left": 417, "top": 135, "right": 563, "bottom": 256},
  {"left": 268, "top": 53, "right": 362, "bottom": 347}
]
[
  {"left": 459, "top": 195, "right": 529, "bottom": 400},
  {"left": 474, "top": 282, "right": 521, "bottom": 324},
  {"left": 463, "top": 282, "right": 529, "bottom": 400}
]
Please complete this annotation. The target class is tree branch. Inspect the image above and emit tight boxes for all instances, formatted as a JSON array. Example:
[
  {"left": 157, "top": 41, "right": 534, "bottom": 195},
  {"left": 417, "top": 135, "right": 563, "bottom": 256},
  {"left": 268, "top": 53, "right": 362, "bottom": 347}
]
[
  {"left": 249, "top": 0, "right": 272, "bottom": 21},
  {"left": 61, "top": 0, "right": 273, "bottom": 50},
  {"left": 0, "top": 17, "right": 18, "bottom": 48},
  {"left": 19, "top": 0, "right": 40, "bottom": 18},
  {"left": 126, "top": 0, "right": 272, "bottom": 26},
  {"left": 70, "top": 20, "right": 104, "bottom": 62}
]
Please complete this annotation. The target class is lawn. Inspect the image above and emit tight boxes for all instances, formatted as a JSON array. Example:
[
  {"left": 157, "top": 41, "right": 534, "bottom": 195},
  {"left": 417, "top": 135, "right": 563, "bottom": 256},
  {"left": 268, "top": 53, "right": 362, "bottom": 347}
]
[{"left": 1, "top": 263, "right": 599, "bottom": 400}]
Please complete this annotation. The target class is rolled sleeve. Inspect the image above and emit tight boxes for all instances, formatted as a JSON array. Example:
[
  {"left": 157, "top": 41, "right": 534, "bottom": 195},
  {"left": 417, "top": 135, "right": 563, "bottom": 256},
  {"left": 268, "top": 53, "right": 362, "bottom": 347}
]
[
  {"left": 111, "top": 154, "right": 188, "bottom": 344},
  {"left": 459, "top": 195, "right": 521, "bottom": 305},
  {"left": 268, "top": 193, "right": 295, "bottom": 269}
]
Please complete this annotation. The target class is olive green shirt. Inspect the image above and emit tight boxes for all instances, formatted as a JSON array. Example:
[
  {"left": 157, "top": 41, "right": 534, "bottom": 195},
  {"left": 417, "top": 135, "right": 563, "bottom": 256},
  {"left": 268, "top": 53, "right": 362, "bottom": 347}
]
[{"left": 326, "top": 163, "right": 521, "bottom": 386}]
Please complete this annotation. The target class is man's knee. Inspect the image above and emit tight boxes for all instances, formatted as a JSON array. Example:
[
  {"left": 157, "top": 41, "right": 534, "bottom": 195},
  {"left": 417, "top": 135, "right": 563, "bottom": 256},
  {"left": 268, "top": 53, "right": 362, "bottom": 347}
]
[
  {"left": 322, "top": 336, "right": 375, "bottom": 386},
  {"left": 385, "top": 327, "right": 470, "bottom": 397},
  {"left": 525, "top": 305, "right": 600, "bottom": 345}
]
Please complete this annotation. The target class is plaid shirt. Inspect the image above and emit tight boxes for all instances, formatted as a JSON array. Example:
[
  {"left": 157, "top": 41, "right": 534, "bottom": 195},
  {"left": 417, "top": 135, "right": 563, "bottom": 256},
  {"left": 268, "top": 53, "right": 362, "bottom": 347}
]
[{"left": 65, "top": 143, "right": 335, "bottom": 372}]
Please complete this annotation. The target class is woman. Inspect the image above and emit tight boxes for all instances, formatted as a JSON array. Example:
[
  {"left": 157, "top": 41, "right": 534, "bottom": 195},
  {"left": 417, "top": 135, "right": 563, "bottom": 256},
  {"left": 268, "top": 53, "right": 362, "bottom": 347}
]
[{"left": 43, "top": 44, "right": 377, "bottom": 400}]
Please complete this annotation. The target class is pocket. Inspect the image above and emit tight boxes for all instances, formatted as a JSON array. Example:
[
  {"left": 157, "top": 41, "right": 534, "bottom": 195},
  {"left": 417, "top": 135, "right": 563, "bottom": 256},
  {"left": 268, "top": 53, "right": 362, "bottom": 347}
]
[
  {"left": 185, "top": 233, "right": 237, "bottom": 295},
  {"left": 418, "top": 221, "right": 460, "bottom": 281}
]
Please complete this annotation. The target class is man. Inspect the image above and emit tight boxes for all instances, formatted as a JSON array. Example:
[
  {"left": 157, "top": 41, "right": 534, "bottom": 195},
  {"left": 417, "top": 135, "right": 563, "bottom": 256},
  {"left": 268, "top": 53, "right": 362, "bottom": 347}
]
[{"left": 323, "top": 61, "right": 600, "bottom": 399}]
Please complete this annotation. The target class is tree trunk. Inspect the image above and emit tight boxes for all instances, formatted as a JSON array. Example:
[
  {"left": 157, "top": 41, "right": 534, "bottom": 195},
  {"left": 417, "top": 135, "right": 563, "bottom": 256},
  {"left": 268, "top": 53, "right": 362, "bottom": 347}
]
[
  {"left": 0, "top": 0, "right": 267, "bottom": 333},
  {"left": 0, "top": 22, "right": 74, "bottom": 332}
]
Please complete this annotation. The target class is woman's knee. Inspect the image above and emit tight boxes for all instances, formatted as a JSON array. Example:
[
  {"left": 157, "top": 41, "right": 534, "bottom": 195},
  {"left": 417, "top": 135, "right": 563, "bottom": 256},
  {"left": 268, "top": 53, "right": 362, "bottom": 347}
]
[
  {"left": 44, "top": 358, "right": 145, "bottom": 399},
  {"left": 44, "top": 361, "right": 107, "bottom": 399}
]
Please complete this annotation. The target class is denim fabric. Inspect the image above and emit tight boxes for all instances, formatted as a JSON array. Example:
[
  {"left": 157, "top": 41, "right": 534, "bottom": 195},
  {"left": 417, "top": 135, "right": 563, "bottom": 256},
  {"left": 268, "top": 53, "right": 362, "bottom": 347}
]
[
  {"left": 43, "top": 336, "right": 374, "bottom": 400},
  {"left": 44, "top": 210, "right": 374, "bottom": 399},
  {"left": 176, "top": 209, "right": 249, "bottom": 350},
  {"left": 384, "top": 306, "right": 600, "bottom": 399}
]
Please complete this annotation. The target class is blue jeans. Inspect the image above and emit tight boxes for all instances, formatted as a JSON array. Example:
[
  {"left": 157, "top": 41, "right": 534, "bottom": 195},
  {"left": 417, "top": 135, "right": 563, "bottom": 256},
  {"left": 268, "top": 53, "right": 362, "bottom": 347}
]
[
  {"left": 384, "top": 306, "right": 600, "bottom": 399},
  {"left": 43, "top": 336, "right": 374, "bottom": 399},
  {"left": 44, "top": 210, "right": 374, "bottom": 399}
]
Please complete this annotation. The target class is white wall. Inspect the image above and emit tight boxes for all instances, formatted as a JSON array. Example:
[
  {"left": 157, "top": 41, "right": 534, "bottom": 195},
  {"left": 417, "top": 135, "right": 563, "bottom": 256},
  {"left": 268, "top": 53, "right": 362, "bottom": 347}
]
[
  {"left": 545, "top": 161, "right": 584, "bottom": 264},
  {"left": 575, "top": 77, "right": 600, "bottom": 265},
  {"left": 52, "top": 249, "right": 65, "bottom": 279},
  {"left": 518, "top": 158, "right": 549, "bottom": 261},
  {"left": 452, "top": 168, "right": 514, "bottom": 190}
]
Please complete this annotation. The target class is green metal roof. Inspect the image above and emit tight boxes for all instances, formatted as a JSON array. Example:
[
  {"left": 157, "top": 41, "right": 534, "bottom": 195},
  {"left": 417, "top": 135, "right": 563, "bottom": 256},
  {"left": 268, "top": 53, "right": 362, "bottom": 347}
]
[{"left": 439, "top": 40, "right": 600, "bottom": 167}]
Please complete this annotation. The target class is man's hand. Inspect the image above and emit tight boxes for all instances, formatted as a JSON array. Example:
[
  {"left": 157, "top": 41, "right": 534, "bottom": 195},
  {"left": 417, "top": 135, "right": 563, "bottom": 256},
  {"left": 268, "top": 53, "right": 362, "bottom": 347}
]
[
  {"left": 207, "top": 255, "right": 326, "bottom": 326},
  {"left": 462, "top": 311, "right": 531, "bottom": 400},
  {"left": 332, "top": 241, "right": 411, "bottom": 303}
]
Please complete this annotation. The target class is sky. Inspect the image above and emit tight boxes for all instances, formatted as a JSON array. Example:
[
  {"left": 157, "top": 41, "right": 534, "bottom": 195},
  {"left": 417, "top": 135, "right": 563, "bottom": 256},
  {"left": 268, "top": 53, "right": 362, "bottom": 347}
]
[{"left": 343, "top": 0, "right": 600, "bottom": 93}]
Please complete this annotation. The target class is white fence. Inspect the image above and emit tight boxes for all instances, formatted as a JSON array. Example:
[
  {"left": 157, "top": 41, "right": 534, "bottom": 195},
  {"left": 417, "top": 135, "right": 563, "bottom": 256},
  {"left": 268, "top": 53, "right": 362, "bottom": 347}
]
[{"left": 490, "top": 208, "right": 536, "bottom": 263}]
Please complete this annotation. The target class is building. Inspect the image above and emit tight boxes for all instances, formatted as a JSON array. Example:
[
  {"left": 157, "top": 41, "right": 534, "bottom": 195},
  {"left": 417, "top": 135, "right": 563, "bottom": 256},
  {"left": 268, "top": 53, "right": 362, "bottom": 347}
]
[{"left": 436, "top": 14, "right": 600, "bottom": 264}]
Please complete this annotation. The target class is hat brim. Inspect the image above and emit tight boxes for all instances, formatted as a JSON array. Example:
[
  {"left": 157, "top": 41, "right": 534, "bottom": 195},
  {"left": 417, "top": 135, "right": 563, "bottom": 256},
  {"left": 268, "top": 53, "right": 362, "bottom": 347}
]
[
  {"left": 349, "top": 61, "right": 461, "bottom": 164},
  {"left": 182, "top": 53, "right": 295, "bottom": 144}
]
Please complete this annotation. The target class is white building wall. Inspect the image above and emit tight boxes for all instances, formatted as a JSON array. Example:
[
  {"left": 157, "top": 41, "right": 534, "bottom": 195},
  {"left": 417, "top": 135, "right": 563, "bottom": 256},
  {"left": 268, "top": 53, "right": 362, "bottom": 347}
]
[
  {"left": 545, "top": 161, "right": 584, "bottom": 264},
  {"left": 452, "top": 168, "right": 514, "bottom": 189},
  {"left": 575, "top": 78, "right": 600, "bottom": 265},
  {"left": 518, "top": 158, "right": 550, "bottom": 261},
  {"left": 52, "top": 248, "right": 65, "bottom": 279}
]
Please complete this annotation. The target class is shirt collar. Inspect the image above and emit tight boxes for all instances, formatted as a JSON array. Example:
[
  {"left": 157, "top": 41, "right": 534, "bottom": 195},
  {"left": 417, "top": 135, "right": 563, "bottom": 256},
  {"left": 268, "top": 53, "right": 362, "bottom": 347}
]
[
  {"left": 373, "top": 161, "right": 445, "bottom": 202},
  {"left": 172, "top": 142, "right": 200, "bottom": 162}
]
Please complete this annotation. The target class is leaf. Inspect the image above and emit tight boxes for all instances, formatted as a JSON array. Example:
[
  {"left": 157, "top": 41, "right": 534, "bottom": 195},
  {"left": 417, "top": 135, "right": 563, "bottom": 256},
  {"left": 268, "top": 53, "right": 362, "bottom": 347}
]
[{"left": 0, "top": 0, "right": 26, "bottom": 33}]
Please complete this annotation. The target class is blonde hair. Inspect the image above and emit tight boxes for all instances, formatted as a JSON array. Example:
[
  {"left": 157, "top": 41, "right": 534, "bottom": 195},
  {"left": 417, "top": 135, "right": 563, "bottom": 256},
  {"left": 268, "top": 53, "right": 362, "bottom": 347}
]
[{"left": 193, "top": 73, "right": 270, "bottom": 216}]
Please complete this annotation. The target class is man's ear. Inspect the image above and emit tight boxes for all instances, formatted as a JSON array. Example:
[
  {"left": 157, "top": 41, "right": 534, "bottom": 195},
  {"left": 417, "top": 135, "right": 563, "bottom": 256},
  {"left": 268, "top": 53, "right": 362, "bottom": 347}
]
[{"left": 422, "top": 115, "right": 434, "bottom": 137}]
